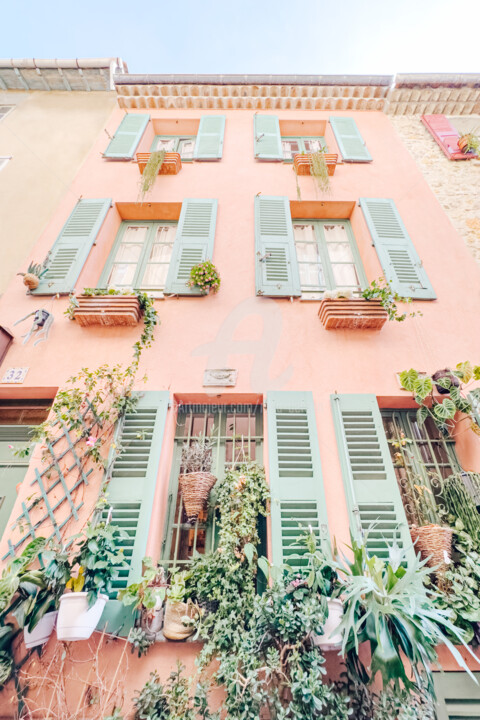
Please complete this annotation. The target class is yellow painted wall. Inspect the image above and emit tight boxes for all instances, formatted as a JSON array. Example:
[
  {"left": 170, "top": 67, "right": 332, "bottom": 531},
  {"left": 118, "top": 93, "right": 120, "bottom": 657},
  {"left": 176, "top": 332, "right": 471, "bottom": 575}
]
[{"left": 0, "top": 90, "right": 116, "bottom": 294}]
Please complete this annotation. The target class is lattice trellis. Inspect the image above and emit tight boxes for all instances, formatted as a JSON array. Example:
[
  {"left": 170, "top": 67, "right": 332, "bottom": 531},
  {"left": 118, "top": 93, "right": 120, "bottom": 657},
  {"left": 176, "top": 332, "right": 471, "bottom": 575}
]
[{"left": 3, "top": 400, "right": 102, "bottom": 560}]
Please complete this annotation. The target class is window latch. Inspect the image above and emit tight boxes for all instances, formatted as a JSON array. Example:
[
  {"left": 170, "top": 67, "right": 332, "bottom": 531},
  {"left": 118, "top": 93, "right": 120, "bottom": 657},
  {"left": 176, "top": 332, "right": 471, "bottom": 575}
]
[
  {"left": 256, "top": 133, "right": 265, "bottom": 142},
  {"left": 257, "top": 251, "right": 271, "bottom": 263}
]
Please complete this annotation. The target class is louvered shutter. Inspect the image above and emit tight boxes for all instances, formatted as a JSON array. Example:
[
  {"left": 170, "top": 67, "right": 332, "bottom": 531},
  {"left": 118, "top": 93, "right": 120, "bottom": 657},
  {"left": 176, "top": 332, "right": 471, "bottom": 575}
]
[
  {"left": 329, "top": 117, "right": 372, "bottom": 162},
  {"left": 164, "top": 199, "right": 217, "bottom": 296},
  {"left": 331, "top": 394, "right": 412, "bottom": 560},
  {"left": 253, "top": 114, "right": 283, "bottom": 160},
  {"left": 421, "top": 115, "right": 475, "bottom": 161},
  {"left": 32, "top": 199, "right": 111, "bottom": 295},
  {"left": 255, "top": 195, "right": 301, "bottom": 297},
  {"left": 267, "top": 391, "right": 329, "bottom": 568},
  {"left": 99, "top": 391, "right": 169, "bottom": 635},
  {"left": 359, "top": 198, "right": 436, "bottom": 300},
  {"left": 0, "top": 426, "right": 32, "bottom": 537},
  {"left": 103, "top": 113, "right": 150, "bottom": 159},
  {"left": 193, "top": 115, "right": 225, "bottom": 160},
  {"left": 435, "top": 672, "right": 480, "bottom": 719}
]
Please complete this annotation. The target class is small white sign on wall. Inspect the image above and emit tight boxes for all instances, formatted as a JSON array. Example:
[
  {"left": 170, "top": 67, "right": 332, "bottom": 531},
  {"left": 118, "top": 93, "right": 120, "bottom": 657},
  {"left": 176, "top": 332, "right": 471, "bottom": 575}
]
[{"left": 1, "top": 367, "right": 29, "bottom": 384}]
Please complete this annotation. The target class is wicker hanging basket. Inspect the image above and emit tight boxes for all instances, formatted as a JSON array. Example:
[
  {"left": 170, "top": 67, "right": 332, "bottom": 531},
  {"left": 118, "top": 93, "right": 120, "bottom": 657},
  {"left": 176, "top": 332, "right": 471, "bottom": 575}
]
[
  {"left": 163, "top": 599, "right": 196, "bottom": 641},
  {"left": 410, "top": 524, "right": 453, "bottom": 573},
  {"left": 178, "top": 471, "right": 217, "bottom": 524}
]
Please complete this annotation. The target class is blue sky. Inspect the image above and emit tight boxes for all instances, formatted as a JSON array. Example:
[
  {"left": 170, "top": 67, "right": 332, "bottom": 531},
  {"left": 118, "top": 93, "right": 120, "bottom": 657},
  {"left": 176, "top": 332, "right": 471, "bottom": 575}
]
[{"left": 3, "top": 0, "right": 479, "bottom": 75}]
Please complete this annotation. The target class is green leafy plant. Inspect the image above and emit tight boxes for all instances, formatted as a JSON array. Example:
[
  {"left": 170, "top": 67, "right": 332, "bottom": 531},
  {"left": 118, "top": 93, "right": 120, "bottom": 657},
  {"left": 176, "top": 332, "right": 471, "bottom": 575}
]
[
  {"left": 399, "top": 362, "right": 480, "bottom": 436},
  {"left": 17, "top": 260, "right": 48, "bottom": 280},
  {"left": 362, "top": 278, "right": 420, "bottom": 322},
  {"left": 187, "top": 261, "right": 220, "bottom": 294},
  {"left": 138, "top": 150, "right": 165, "bottom": 202},
  {"left": 337, "top": 536, "right": 476, "bottom": 694},
  {"left": 119, "top": 556, "right": 167, "bottom": 611},
  {"left": 442, "top": 471, "right": 480, "bottom": 542},
  {"left": 68, "top": 520, "right": 128, "bottom": 606},
  {"left": 127, "top": 627, "right": 154, "bottom": 658}
]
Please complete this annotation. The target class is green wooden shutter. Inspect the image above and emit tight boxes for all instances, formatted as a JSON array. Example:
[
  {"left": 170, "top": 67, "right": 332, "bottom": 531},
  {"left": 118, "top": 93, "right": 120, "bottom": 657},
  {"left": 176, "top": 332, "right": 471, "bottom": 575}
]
[
  {"left": 359, "top": 198, "right": 436, "bottom": 300},
  {"left": 193, "top": 115, "right": 225, "bottom": 160},
  {"left": 255, "top": 195, "right": 301, "bottom": 297},
  {"left": 32, "top": 199, "right": 111, "bottom": 295},
  {"left": 434, "top": 672, "right": 480, "bottom": 719},
  {"left": 253, "top": 114, "right": 283, "bottom": 160},
  {"left": 331, "top": 393, "right": 412, "bottom": 560},
  {"left": 267, "top": 391, "right": 329, "bottom": 568},
  {"left": 103, "top": 113, "right": 150, "bottom": 159},
  {"left": 164, "top": 199, "right": 217, "bottom": 296},
  {"left": 329, "top": 116, "right": 372, "bottom": 162},
  {"left": 100, "top": 391, "right": 169, "bottom": 636}
]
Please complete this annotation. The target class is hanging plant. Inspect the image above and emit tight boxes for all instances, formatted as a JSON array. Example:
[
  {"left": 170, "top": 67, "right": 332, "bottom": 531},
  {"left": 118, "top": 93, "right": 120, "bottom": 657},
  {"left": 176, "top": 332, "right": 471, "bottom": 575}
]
[
  {"left": 399, "top": 362, "right": 480, "bottom": 436},
  {"left": 188, "top": 261, "right": 221, "bottom": 294},
  {"left": 362, "top": 278, "right": 421, "bottom": 322},
  {"left": 309, "top": 150, "right": 331, "bottom": 193},
  {"left": 138, "top": 150, "right": 165, "bottom": 202}
]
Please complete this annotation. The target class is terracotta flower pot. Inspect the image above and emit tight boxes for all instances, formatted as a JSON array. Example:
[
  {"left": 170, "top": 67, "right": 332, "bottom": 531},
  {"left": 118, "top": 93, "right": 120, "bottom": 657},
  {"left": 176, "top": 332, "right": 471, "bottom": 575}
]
[{"left": 458, "top": 136, "right": 470, "bottom": 153}]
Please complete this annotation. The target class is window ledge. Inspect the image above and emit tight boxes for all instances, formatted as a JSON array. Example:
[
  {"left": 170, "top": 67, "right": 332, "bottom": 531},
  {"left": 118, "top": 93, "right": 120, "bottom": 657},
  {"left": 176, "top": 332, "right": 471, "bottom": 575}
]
[
  {"left": 136, "top": 152, "right": 182, "bottom": 175},
  {"left": 72, "top": 294, "right": 143, "bottom": 327},
  {"left": 318, "top": 298, "right": 388, "bottom": 330}
]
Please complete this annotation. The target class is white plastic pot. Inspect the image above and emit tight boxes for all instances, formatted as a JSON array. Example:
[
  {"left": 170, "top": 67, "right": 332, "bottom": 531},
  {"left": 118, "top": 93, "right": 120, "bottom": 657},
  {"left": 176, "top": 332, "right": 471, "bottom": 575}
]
[
  {"left": 313, "top": 598, "right": 344, "bottom": 651},
  {"left": 56, "top": 592, "right": 108, "bottom": 641},
  {"left": 24, "top": 610, "right": 58, "bottom": 649}
]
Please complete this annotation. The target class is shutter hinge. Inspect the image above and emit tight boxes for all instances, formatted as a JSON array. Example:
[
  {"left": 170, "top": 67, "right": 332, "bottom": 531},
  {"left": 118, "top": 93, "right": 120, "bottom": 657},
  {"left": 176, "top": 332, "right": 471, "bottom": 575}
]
[{"left": 104, "top": 128, "right": 113, "bottom": 140}]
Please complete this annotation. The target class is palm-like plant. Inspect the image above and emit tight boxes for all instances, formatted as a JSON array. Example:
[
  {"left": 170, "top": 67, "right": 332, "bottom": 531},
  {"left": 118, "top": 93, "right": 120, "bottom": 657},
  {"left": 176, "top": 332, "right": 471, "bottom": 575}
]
[{"left": 337, "top": 536, "right": 478, "bottom": 694}]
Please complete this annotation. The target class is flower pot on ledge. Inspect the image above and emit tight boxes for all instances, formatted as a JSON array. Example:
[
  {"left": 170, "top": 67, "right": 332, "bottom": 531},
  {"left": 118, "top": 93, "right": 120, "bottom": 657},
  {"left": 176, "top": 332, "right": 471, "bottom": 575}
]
[
  {"left": 318, "top": 298, "right": 388, "bottom": 330},
  {"left": 73, "top": 295, "right": 142, "bottom": 327},
  {"left": 136, "top": 152, "right": 182, "bottom": 175},
  {"left": 293, "top": 153, "right": 339, "bottom": 176}
]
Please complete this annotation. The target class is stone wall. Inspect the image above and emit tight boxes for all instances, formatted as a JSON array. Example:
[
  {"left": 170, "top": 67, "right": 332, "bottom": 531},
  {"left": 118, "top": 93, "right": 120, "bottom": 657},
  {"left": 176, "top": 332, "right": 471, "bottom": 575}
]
[{"left": 391, "top": 115, "right": 480, "bottom": 264}]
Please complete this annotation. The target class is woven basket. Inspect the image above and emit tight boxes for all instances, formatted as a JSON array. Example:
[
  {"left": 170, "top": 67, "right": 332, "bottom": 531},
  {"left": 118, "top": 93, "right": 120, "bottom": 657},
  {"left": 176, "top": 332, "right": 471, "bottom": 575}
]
[
  {"left": 410, "top": 524, "right": 453, "bottom": 572},
  {"left": 178, "top": 472, "right": 217, "bottom": 524},
  {"left": 163, "top": 599, "right": 196, "bottom": 641}
]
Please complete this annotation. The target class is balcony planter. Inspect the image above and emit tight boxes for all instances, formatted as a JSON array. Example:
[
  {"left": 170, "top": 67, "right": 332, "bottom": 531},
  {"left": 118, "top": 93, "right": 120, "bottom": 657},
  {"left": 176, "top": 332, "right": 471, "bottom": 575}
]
[
  {"left": 56, "top": 592, "right": 108, "bottom": 641},
  {"left": 318, "top": 298, "right": 388, "bottom": 330},
  {"left": 72, "top": 294, "right": 142, "bottom": 327},
  {"left": 24, "top": 610, "right": 58, "bottom": 649},
  {"left": 312, "top": 599, "right": 343, "bottom": 651},
  {"left": 409, "top": 524, "right": 453, "bottom": 574},
  {"left": 136, "top": 152, "right": 182, "bottom": 175},
  {"left": 163, "top": 599, "right": 196, "bottom": 641},
  {"left": 293, "top": 153, "right": 338, "bottom": 177}
]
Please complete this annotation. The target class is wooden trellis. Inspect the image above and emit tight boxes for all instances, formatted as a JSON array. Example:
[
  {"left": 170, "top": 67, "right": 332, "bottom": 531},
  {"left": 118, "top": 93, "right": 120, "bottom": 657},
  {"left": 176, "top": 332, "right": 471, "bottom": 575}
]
[{"left": 3, "top": 401, "right": 102, "bottom": 560}]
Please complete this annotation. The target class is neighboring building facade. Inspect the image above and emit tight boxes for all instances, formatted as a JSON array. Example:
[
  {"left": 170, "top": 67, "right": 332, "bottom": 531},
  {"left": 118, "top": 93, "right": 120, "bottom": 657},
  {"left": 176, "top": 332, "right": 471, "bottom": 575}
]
[
  {"left": 0, "top": 72, "right": 480, "bottom": 716},
  {"left": 0, "top": 57, "right": 127, "bottom": 294}
]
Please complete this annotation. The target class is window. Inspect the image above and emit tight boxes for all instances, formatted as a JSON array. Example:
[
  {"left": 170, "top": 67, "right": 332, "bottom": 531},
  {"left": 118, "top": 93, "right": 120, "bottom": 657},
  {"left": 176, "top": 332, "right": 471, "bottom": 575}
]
[
  {"left": 292, "top": 220, "right": 366, "bottom": 298},
  {"left": 282, "top": 136, "right": 326, "bottom": 161},
  {"left": 0, "top": 400, "right": 51, "bottom": 539},
  {"left": 0, "top": 157, "right": 10, "bottom": 172},
  {"left": 100, "top": 221, "right": 176, "bottom": 292},
  {"left": 382, "top": 409, "right": 461, "bottom": 526},
  {"left": 0, "top": 106, "right": 14, "bottom": 122},
  {"left": 151, "top": 136, "right": 196, "bottom": 160},
  {"left": 162, "top": 404, "right": 264, "bottom": 567}
]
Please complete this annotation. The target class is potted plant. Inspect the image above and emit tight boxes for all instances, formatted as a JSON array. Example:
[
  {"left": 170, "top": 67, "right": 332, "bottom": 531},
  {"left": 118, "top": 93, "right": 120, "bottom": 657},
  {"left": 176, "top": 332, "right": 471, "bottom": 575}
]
[
  {"left": 56, "top": 520, "right": 127, "bottom": 641},
  {"left": 178, "top": 437, "right": 217, "bottom": 524},
  {"left": 162, "top": 569, "right": 197, "bottom": 641},
  {"left": 458, "top": 132, "right": 479, "bottom": 155},
  {"left": 188, "top": 261, "right": 221, "bottom": 295},
  {"left": 119, "top": 556, "right": 168, "bottom": 637},
  {"left": 17, "top": 260, "right": 48, "bottom": 290},
  {"left": 399, "top": 362, "right": 480, "bottom": 437}
]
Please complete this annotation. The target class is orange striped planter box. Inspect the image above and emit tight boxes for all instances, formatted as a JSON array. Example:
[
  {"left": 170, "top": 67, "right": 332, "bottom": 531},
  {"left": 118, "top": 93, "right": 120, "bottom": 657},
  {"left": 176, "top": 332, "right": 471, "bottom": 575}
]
[
  {"left": 136, "top": 152, "right": 182, "bottom": 175},
  {"left": 318, "top": 299, "right": 388, "bottom": 330},
  {"left": 73, "top": 295, "right": 142, "bottom": 327},
  {"left": 294, "top": 153, "right": 339, "bottom": 176}
]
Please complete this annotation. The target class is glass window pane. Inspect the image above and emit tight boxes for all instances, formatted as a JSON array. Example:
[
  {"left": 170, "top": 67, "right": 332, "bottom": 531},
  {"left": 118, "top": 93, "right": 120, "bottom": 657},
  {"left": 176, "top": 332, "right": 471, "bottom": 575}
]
[
  {"left": 282, "top": 140, "right": 300, "bottom": 159},
  {"left": 304, "top": 139, "right": 324, "bottom": 153},
  {"left": 108, "top": 264, "right": 136, "bottom": 287},
  {"left": 155, "top": 138, "right": 175, "bottom": 152},
  {"left": 115, "top": 244, "right": 143, "bottom": 263},
  {"left": 331, "top": 264, "right": 359, "bottom": 287},
  {"left": 179, "top": 139, "right": 195, "bottom": 158},
  {"left": 142, "top": 264, "right": 169, "bottom": 287},
  {"left": 326, "top": 241, "right": 355, "bottom": 263},
  {"left": 323, "top": 224, "right": 348, "bottom": 242}
]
